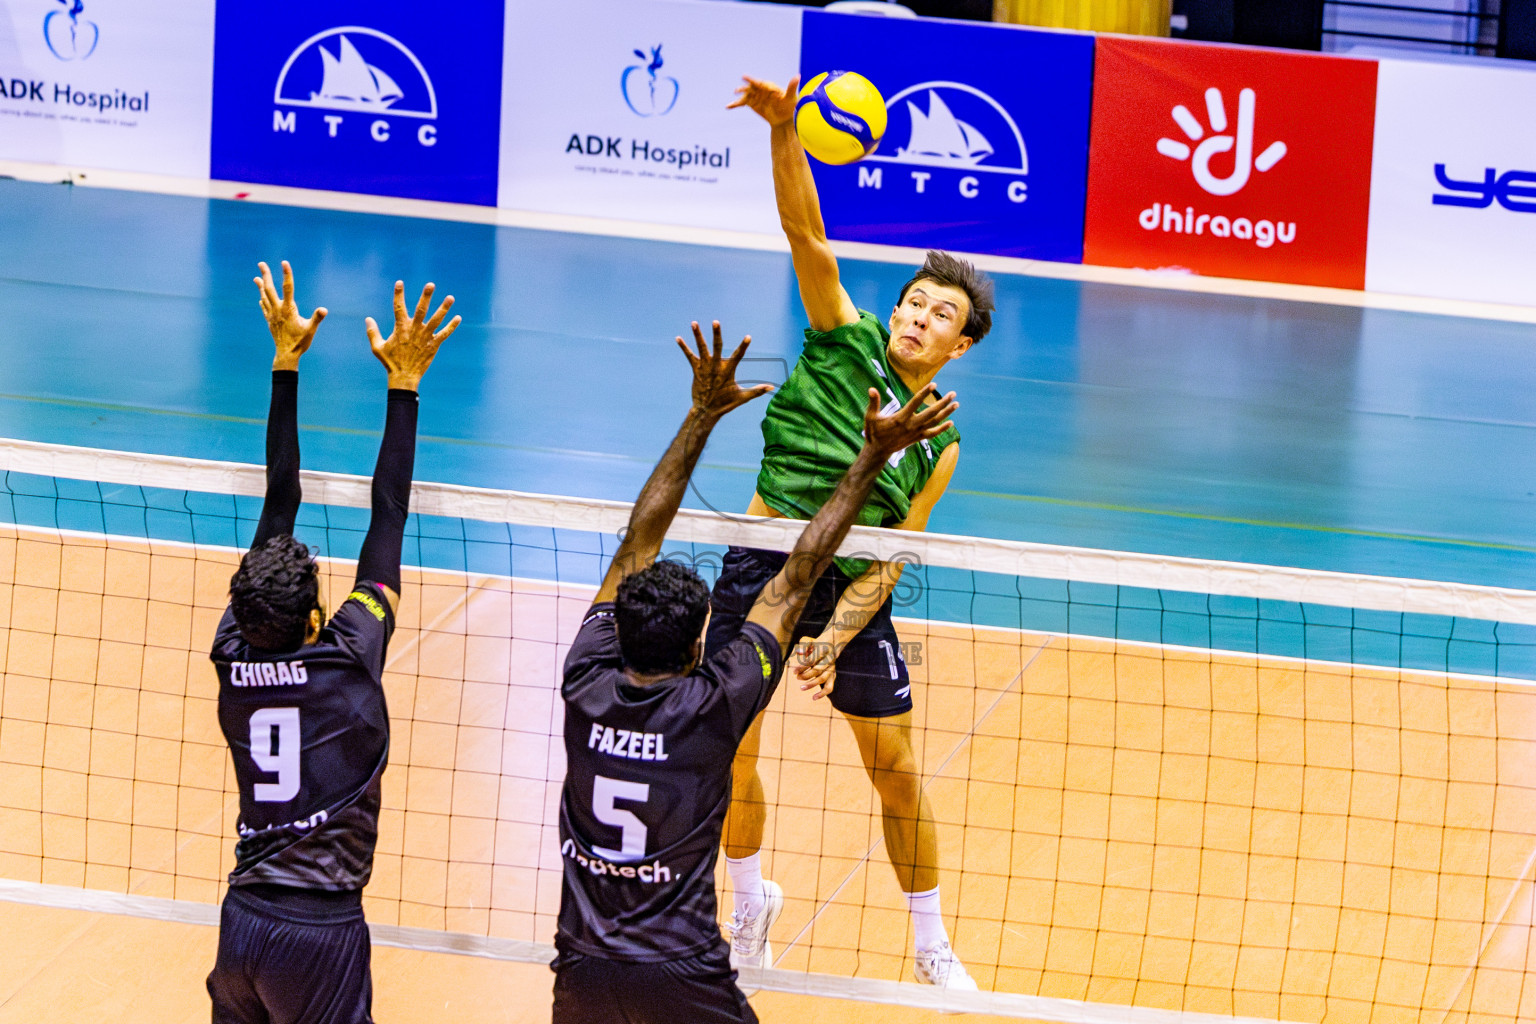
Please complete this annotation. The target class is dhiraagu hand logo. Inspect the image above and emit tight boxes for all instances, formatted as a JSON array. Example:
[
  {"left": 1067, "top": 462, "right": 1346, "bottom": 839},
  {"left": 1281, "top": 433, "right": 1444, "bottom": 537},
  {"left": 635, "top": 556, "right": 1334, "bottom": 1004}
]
[
  {"left": 621, "top": 43, "right": 678, "bottom": 117},
  {"left": 44, "top": 0, "right": 99, "bottom": 61},
  {"left": 1156, "top": 87, "right": 1286, "bottom": 196},
  {"left": 1142, "top": 85, "right": 1295, "bottom": 249}
]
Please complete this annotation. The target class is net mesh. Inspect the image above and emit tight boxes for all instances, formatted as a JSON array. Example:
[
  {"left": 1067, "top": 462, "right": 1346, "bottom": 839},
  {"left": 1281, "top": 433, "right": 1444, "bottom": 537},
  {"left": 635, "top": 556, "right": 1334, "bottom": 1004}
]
[{"left": 3, "top": 439, "right": 1536, "bottom": 1022}]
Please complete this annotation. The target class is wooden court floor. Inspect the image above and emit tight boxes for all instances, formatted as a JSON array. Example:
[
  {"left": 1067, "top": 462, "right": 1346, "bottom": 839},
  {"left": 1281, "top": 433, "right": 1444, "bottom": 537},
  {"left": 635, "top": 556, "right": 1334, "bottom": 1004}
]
[{"left": 3, "top": 526, "right": 1536, "bottom": 1022}]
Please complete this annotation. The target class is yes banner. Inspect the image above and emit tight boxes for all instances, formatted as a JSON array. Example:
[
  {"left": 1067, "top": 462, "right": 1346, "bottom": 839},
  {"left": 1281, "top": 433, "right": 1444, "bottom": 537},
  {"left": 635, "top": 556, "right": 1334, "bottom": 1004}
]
[
  {"left": 498, "top": 0, "right": 799, "bottom": 233},
  {"left": 799, "top": 12, "right": 1094, "bottom": 262},
  {"left": 0, "top": 0, "right": 214, "bottom": 177},
  {"left": 1083, "top": 38, "right": 1378, "bottom": 290},
  {"left": 1365, "top": 58, "right": 1536, "bottom": 307},
  {"left": 210, "top": 0, "right": 505, "bottom": 205}
]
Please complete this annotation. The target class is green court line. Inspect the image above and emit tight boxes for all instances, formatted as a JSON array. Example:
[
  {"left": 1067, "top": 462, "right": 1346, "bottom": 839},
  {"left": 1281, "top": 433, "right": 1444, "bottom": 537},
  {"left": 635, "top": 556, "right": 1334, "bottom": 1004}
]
[{"left": 956, "top": 488, "right": 1536, "bottom": 555}]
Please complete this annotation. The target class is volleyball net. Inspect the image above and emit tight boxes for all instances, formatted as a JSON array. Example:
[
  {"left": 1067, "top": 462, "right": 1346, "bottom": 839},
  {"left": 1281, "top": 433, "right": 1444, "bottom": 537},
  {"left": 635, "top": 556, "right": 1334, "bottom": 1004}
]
[{"left": 2, "top": 437, "right": 1536, "bottom": 1022}]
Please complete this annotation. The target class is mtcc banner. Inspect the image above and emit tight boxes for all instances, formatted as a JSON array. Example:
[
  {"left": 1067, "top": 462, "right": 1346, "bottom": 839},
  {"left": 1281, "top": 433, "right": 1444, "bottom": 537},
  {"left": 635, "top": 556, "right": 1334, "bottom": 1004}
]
[
  {"left": 210, "top": 0, "right": 505, "bottom": 205},
  {"left": 798, "top": 12, "right": 1094, "bottom": 262}
]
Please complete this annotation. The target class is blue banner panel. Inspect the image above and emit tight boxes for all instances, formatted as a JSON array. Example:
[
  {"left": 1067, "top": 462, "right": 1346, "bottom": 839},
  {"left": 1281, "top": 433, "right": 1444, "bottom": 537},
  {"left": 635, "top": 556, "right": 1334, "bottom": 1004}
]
[
  {"left": 799, "top": 12, "right": 1093, "bottom": 262},
  {"left": 210, "top": 2, "right": 504, "bottom": 205}
]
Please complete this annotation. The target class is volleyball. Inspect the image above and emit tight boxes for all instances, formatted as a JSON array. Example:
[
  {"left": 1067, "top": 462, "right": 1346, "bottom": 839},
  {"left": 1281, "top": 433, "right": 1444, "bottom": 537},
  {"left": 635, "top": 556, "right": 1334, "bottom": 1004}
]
[{"left": 794, "top": 71, "right": 887, "bottom": 165}]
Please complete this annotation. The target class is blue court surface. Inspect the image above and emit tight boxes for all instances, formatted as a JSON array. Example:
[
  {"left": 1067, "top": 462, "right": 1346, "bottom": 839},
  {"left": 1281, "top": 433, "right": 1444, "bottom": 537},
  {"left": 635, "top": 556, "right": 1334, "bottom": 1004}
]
[{"left": 3, "top": 178, "right": 1535, "bottom": 590}]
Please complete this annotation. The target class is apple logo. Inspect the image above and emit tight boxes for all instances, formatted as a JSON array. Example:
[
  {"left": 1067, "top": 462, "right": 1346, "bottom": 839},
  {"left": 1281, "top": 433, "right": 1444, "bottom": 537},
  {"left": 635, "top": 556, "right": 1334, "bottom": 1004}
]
[
  {"left": 621, "top": 44, "right": 679, "bottom": 118},
  {"left": 44, "top": 0, "right": 99, "bottom": 61}
]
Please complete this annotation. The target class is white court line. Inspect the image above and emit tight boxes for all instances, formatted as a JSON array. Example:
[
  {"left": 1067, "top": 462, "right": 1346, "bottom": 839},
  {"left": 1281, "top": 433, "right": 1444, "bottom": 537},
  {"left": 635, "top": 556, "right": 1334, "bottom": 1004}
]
[
  {"left": 2, "top": 157, "right": 1534, "bottom": 325},
  {"left": 0, "top": 879, "right": 1305, "bottom": 1024},
  {"left": 9, "top": 436, "right": 1536, "bottom": 628}
]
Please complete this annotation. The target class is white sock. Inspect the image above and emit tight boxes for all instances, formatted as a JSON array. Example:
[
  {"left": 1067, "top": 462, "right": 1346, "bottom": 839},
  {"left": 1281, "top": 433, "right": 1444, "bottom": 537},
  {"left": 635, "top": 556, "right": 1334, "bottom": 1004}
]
[
  {"left": 907, "top": 886, "right": 948, "bottom": 951},
  {"left": 726, "top": 853, "right": 764, "bottom": 917}
]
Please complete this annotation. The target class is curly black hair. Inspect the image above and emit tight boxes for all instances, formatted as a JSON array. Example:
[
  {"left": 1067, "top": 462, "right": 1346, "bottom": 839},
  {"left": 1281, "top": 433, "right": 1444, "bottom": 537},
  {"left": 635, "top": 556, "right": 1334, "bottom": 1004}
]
[
  {"left": 897, "top": 249, "right": 996, "bottom": 344},
  {"left": 614, "top": 559, "right": 710, "bottom": 676},
  {"left": 230, "top": 534, "right": 320, "bottom": 651}
]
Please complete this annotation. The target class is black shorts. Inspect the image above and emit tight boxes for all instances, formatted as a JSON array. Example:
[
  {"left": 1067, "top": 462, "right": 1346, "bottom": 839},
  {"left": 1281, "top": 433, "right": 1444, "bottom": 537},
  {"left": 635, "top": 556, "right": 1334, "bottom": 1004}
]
[
  {"left": 551, "top": 946, "right": 758, "bottom": 1024},
  {"left": 208, "top": 885, "right": 372, "bottom": 1024},
  {"left": 705, "top": 546, "right": 912, "bottom": 719}
]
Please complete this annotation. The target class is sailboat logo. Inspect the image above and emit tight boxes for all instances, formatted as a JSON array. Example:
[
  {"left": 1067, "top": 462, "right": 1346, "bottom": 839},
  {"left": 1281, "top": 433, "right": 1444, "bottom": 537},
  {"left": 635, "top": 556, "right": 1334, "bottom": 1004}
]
[
  {"left": 273, "top": 26, "right": 438, "bottom": 119},
  {"left": 867, "top": 81, "right": 1027, "bottom": 174}
]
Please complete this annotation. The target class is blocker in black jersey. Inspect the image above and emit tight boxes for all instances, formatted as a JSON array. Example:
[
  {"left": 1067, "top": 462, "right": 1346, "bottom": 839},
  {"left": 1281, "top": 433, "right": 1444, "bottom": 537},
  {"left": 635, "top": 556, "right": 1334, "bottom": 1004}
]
[
  {"left": 211, "top": 581, "right": 394, "bottom": 890},
  {"left": 548, "top": 319, "right": 953, "bottom": 1024},
  {"left": 557, "top": 604, "right": 782, "bottom": 962}
]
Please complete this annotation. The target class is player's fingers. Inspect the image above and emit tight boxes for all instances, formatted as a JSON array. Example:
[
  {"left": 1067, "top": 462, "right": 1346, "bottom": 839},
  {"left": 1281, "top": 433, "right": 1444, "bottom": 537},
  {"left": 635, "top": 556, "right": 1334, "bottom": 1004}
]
[
  {"left": 364, "top": 316, "right": 384, "bottom": 349},
  {"left": 690, "top": 321, "right": 710, "bottom": 362},
  {"left": 724, "top": 335, "right": 752, "bottom": 376},
  {"left": 676, "top": 336, "right": 704, "bottom": 376},
  {"left": 898, "top": 383, "right": 938, "bottom": 418},
  {"left": 308, "top": 307, "right": 327, "bottom": 330},
  {"left": 710, "top": 320, "right": 724, "bottom": 362},
  {"left": 915, "top": 420, "right": 952, "bottom": 442},
  {"left": 912, "top": 392, "right": 958, "bottom": 426},
  {"left": 785, "top": 75, "right": 800, "bottom": 99},
  {"left": 257, "top": 262, "right": 277, "bottom": 303},
  {"left": 433, "top": 315, "right": 462, "bottom": 344},
  {"left": 280, "top": 260, "right": 295, "bottom": 303},
  {"left": 426, "top": 294, "right": 454, "bottom": 331},
  {"left": 865, "top": 387, "right": 881, "bottom": 418},
  {"left": 392, "top": 280, "right": 408, "bottom": 326},
  {"left": 413, "top": 283, "right": 435, "bottom": 326}
]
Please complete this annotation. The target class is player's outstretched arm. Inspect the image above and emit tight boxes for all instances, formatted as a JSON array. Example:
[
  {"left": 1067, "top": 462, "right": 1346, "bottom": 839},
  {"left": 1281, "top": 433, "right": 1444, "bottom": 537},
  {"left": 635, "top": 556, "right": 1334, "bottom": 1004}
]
[
  {"left": 729, "top": 75, "right": 858, "bottom": 332},
  {"left": 746, "top": 387, "right": 958, "bottom": 653},
  {"left": 355, "top": 280, "right": 461, "bottom": 611},
  {"left": 593, "top": 322, "right": 773, "bottom": 606},
  {"left": 251, "top": 260, "right": 326, "bottom": 549},
  {"left": 791, "top": 443, "right": 959, "bottom": 699}
]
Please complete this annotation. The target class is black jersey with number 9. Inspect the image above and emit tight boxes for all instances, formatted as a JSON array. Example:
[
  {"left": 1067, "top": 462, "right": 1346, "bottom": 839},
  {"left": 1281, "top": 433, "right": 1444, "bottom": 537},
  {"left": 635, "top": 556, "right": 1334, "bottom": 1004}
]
[
  {"left": 557, "top": 603, "right": 783, "bottom": 962},
  {"left": 211, "top": 581, "right": 395, "bottom": 891}
]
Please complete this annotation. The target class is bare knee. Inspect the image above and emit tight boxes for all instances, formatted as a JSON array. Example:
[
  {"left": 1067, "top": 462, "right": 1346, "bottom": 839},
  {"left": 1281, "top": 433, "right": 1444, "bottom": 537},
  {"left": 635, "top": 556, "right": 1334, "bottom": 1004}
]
[{"left": 868, "top": 752, "right": 921, "bottom": 814}]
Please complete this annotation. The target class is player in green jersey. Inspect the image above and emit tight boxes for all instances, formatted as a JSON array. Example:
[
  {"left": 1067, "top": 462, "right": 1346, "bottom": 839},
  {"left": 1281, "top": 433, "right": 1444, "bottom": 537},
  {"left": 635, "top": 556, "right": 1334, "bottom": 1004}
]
[{"left": 711, "top": 74, "right": 996, "bottom": 989}]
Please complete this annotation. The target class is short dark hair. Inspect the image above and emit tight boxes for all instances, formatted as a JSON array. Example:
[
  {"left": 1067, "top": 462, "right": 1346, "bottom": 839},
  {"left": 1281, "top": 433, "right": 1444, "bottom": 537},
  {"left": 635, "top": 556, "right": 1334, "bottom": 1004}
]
[
  {"left": 897, "top": 250, "right": 995, "bottom": 344},
  {"left": 614, "top": 560, "right": 710, "bottom": 675},
  {"left": 230, "top": 534, "right": 320, "bottom": 651}
]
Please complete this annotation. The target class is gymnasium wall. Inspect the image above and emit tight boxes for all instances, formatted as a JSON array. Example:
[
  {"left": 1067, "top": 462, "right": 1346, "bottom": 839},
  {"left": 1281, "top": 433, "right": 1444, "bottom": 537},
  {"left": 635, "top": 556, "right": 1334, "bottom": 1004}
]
[{"left": 0, "top": 0, "right": 1532, "bottom": 307}]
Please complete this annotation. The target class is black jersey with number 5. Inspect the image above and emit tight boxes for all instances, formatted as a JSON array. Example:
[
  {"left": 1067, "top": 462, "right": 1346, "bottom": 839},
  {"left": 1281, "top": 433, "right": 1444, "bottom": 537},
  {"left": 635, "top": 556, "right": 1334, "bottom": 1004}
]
[
  {"left": 557, "top": 603, "right": 783, "bottom": 962},
  {"left": 211, "top": 581, "right": 395, "bottom": 891}
]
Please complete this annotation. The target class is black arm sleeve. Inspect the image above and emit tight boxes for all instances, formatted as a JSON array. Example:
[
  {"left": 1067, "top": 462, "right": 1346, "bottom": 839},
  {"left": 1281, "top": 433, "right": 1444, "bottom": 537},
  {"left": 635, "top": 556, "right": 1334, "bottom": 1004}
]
[
  {"left": 355, "top": 388, "right": 419, "bottom": 593},
  {"left": 251, "top": 370, "right": 301, "bottom": 548}
]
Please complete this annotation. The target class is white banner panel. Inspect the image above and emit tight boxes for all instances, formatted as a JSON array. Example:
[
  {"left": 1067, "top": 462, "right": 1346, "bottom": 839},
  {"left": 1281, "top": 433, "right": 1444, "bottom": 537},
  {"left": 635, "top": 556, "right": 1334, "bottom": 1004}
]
[
  {"left": 0, "top": 0, "right": 213, "bottom": 176},
  {"left": 1366, "top": 57, "right": 1536, "bottom": 307},
  {"left": 498, "top": 0, "right": 799, "bottom": 232}
]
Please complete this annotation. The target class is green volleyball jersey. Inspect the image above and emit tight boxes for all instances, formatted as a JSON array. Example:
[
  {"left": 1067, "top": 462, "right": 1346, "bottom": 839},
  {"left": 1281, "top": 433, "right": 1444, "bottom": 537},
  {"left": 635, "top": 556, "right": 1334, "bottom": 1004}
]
[{"left": 756, "top": 310, "right": 960, "bottom": 576}]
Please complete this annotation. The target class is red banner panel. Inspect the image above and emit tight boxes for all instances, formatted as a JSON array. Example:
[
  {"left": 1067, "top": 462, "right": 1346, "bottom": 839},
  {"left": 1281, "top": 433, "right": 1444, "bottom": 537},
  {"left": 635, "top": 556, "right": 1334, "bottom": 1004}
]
[{"left": 1083, "top": 37, "right": 1378, "bottom": 290}]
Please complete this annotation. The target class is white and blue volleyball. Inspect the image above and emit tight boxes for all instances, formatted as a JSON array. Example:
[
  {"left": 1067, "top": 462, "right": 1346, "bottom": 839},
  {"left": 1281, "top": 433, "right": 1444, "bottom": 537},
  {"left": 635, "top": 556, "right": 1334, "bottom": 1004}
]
[{"left": 794, "top": 71, "right": 887, "bottom": 165}]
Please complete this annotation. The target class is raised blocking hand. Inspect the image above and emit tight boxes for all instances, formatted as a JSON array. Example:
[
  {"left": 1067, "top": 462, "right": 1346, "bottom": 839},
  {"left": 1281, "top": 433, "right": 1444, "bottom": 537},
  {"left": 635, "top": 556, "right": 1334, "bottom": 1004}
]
[
  {"left": 727, "top": 75, "right": 799, "bottom": 128},
  {"left": 366, "top": 280, "right": 462, "bottom": 392},
  {"left": 255, "top": 260, "right": 326, "bottom": 371},
  {"left": 863, "top": 385, "right": 958, "bottom": 458},
  {"left": 677, "top": 320, "right": 773, "bottom": 422}
]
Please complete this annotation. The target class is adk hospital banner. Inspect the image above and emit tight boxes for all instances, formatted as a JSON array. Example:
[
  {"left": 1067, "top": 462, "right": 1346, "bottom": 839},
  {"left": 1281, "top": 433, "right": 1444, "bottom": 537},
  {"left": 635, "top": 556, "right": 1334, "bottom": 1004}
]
[{"left": 1, "top": 0, "right": 1533, "bottom": 308}]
